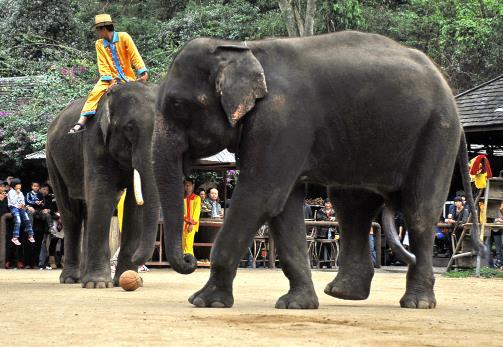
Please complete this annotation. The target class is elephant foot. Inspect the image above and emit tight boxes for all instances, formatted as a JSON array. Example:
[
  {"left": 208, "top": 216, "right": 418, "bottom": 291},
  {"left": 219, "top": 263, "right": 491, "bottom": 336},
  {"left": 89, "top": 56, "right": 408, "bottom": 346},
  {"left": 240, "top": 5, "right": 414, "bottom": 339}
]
[
  {"left": 324, "top": 269, "right": 373, "bottom": 300},
  {"left": 401, "top": 267, "right": 436, "bottom": 309},
  {"left": 60, "top": 268, "right": 80, "bottom": 284},
  {"left": 188, "top": 282, "right": 234, "bottom": 308},
  {"left": 81, "top": 272, "right": 113, "bottom": 289},
  {"left": 275, "top": 287, "right": 319, "bottom": 309},
  {"left": 400, "top": 291, "right": 436, "bottom": 309}
]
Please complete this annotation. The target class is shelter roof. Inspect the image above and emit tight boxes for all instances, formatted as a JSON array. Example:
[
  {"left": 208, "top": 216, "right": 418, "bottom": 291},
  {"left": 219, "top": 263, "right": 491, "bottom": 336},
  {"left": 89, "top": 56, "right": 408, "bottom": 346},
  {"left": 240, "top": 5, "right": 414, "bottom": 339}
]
[
  {"left": 456, "top": 75, "right": 503, "bottom": 132},
  {"left": 26, "top": 149, "right": 236, "bottom": 169}
]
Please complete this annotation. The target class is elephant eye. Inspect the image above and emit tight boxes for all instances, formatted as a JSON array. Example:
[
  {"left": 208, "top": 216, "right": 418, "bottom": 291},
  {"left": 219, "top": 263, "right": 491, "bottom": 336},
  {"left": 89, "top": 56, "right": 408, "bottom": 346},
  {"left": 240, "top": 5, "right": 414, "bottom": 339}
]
[{"left": 124, "top": 122, "right": 135, "bottom": 133}]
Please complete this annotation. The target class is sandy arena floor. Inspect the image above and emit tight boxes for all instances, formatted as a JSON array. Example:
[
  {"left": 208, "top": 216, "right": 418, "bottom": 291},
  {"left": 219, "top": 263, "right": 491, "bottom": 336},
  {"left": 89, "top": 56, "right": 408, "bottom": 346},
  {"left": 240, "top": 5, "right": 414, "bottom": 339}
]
[{"left": 0, "top": 268, "right": 502, "bottom": 346}]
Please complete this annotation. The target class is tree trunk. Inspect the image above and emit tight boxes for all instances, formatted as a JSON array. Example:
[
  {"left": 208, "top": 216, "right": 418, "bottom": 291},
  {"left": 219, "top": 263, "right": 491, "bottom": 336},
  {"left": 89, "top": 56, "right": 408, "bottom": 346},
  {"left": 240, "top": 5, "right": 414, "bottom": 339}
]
[
  {"left": 278, "top": 0, "right": 299, "bottom": 37},
  {"left": 279, "top": 0, "right": 317, "bottom": 37},
  {"left": 292, "top": 0, "right": 305, "bottom": 36},
  {"left": 303, "top": 0, "right": 317, "bottom": 37}
]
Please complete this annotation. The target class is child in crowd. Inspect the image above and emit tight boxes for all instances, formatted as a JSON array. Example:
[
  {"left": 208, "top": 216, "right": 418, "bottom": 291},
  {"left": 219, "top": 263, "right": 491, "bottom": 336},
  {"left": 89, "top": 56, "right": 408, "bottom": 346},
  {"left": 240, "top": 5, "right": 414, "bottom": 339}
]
[
  {"left": 26, "top": 182, "right": 44, "bottom": 213},
  {"left": 7, "top": 178, "right": 35, "bottom": 245}
]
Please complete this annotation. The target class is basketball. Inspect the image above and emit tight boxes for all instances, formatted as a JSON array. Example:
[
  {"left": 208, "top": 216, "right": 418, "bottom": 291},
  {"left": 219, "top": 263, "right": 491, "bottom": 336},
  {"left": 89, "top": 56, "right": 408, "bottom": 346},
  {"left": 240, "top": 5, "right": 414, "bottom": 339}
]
[{"left": 119, "top": 270, "right": 142, "bottom": 291}]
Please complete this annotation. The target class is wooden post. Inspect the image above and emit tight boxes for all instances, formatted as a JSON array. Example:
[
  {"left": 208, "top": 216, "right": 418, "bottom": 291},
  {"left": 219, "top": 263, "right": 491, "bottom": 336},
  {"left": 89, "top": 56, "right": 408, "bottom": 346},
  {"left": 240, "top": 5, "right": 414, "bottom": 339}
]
[
  {"left": 0, "top": 213, "right": 12, "bottom": 268},
  {"left": 268, "top": 233, "right": 276, "bottom": 269},
  {"left": 373, "top": 222, "right": 382, "bottom": 268}
]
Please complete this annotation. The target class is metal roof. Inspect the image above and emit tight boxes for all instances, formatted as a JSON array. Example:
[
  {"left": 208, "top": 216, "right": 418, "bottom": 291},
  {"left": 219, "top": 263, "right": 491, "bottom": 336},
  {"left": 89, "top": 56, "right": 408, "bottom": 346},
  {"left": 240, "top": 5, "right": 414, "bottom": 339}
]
[
  {"left": 456, "top": 75, "right": 503, "bottom": 131},
  {"left": 25, "top": 149, "right": 236, "bottom": 167}
]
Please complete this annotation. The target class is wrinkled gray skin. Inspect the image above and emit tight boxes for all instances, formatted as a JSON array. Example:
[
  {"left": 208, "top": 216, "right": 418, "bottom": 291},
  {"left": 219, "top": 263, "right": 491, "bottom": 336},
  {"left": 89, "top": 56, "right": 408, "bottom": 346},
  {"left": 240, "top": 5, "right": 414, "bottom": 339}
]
[
  {"left": 153, "top": 31, "right": 484, "bottom": 309},
  {"left": 46, "top": 82, "right": 160, "bottom": 288}
]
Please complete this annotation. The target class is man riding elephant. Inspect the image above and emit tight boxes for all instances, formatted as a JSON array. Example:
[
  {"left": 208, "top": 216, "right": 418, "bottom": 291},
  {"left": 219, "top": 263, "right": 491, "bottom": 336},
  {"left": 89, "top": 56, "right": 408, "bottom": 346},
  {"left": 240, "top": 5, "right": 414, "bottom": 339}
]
[{"left": 69, "top": 13, "right": 148, "bottom": 134}]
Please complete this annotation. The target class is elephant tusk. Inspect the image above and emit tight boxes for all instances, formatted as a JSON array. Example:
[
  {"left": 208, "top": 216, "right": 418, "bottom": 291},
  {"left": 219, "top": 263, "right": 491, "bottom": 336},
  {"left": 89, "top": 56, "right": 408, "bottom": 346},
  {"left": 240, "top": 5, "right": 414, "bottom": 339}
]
[{"left": 133, "top": 169, "right": 144, "bottom": 206}]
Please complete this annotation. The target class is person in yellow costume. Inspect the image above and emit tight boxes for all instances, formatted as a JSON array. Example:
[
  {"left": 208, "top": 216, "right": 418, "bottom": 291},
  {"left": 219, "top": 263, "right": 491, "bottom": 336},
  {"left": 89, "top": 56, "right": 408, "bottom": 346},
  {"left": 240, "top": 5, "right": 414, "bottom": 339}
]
[
  {"left": 69, "top": 14, "right": 148, "bottom": 134},
  {"left": 182, "top": 179, "right": 201, "bottom": 256}
]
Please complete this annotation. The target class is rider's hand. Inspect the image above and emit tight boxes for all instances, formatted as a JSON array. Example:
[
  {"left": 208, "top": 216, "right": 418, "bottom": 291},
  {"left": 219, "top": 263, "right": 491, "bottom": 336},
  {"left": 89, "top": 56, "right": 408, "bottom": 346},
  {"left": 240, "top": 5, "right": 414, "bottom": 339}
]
[
  {"left": 137, "top": 71, "right": 148, "bottom": 82},
  {"left": 107, "top": 79, "right": 117, "bottom": 90}
]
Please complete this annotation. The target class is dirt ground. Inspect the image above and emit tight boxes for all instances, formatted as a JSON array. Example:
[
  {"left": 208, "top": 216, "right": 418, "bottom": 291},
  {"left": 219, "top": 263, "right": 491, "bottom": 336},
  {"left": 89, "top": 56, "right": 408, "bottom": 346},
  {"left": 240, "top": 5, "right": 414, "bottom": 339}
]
[{"left": 0, "top": 268, "right": 502, "bottom": 347}]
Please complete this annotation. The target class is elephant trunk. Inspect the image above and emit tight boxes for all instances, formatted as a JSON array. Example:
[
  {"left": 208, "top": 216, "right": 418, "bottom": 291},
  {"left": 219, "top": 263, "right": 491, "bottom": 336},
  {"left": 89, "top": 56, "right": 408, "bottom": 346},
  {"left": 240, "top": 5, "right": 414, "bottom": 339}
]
[
  {"left": 152, "top": 135, "right": 197, "bottom": 274},
  {"left": 131, "top": 150, "right": 161, "bottom": 266}
]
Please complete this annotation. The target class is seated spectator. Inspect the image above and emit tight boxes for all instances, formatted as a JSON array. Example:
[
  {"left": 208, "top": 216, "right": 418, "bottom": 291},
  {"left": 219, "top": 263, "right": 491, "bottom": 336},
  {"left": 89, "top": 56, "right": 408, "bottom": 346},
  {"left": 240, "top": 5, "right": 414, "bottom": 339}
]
[
  {"left": 26, "top": 182, "right": 50, "bottom": 228},
  {"left": 446, "top": 196, "right": 469, "bottom": 225},
  {"left": 7, "top": 178, "right": 35, "bottom": 245},
  {"left": 0, "top": 181, "right": 9, "bottom": 216},
  {"left": 199, "top": 188, "right": 211, "bottom": 217},
  {"left": 204, "top": 188, "right": 223, "bottom": 219}
]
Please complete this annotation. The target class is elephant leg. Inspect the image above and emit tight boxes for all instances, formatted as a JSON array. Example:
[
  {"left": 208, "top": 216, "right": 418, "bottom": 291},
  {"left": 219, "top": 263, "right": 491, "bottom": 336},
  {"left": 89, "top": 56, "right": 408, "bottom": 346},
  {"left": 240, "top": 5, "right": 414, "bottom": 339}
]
[
  {"left": 114, "top": 190, "right": 141, "bottom": 286},
  {"left": 188, "top": 123, "right": 314, "bottom": 308},
  {"left": 188, "top": 201, "right": 264, "bottom": 308},
  {"left": 59, "top": 200, "right": 84, "bottom": 284},
  {"left": 47, "top": 161, "right": 83, "bottom": 284},
  {"left": 271, "top": 185, "right": 318, "bottom": 309},
  {"left": 398, "top": 121, "right": 457, "bottom": 309},
  {"left": 399, "top": 221, "right": 436, "bottom": 309},
  {"left": 81, "top": 189, "right": 116, "bottom": 289},
  {"left": 324, "top": 189, "right": 383, "bottom": 300}
]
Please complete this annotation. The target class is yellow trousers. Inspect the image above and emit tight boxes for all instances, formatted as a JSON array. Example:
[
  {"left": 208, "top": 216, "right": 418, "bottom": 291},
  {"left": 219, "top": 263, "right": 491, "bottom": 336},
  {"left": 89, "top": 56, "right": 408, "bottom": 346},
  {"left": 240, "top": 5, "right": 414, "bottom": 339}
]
[
  {"left": 80, "top": 80, "right": 110, "bottom": 117},
  {"left": 182, "top": 230, "right": 196, "bottom": 255}
]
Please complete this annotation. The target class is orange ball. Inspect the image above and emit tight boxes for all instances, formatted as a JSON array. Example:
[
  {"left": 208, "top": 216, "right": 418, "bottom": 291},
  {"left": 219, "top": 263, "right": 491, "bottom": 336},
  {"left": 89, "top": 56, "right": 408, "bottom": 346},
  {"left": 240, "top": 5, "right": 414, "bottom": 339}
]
[{"left": 119, "top": 270, "right": 142, "bottom": 291}]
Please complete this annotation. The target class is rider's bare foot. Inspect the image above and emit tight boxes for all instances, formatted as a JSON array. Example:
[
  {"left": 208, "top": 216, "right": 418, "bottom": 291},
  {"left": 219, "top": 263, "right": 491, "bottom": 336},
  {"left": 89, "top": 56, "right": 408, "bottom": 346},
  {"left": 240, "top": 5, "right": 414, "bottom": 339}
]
[{"left": 68, "top": 123, "right": 86, "bottom": 134}]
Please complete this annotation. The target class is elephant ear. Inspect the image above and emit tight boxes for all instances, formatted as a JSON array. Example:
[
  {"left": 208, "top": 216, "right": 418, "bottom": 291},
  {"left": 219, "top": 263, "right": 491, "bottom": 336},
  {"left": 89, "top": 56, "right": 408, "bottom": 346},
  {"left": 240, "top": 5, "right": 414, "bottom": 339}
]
[
  {"left": 214, "top": 45, "right": 268, "bottom": 127},
  {"left": 99, "top": 97, "right": 111, "bottom": 145}
]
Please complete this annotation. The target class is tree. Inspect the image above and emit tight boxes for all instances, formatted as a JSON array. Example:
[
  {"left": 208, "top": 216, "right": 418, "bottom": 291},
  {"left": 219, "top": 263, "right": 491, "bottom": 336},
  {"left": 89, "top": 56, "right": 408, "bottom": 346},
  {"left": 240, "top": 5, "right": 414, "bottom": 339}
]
[{"left": 278, "top": 0, "right": 318, "bottom": 36}]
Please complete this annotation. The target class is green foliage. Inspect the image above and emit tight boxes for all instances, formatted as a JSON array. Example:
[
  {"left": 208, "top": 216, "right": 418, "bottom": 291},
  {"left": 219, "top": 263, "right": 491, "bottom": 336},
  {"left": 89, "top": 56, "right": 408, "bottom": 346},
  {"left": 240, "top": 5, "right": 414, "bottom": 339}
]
[
  {"left": 332, "top": 0, "right": 367, "bottom": 30},
  {"left": 361, "top": 0, "right": 503, "bottom": 92},
  {"left": 0, "top": 66, "right": 96, "bottom": 172},
  {"left": 160, "top": 0, "right": 262, "bottom": 43},
  {"left": 444, "top": 266, "right": 503, "bottom": 278},
  {"left": 444, "top": 267, "right": 503, "bottom": 278}
]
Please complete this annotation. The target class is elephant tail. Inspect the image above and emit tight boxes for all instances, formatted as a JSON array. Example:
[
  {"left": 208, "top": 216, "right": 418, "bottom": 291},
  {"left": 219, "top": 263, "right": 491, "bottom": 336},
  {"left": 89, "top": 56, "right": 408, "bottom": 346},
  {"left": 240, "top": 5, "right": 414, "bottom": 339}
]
[
  {"left": 382, "top": 206, "right": 416, "bottom": 265},
  {"left": 457, "top": 131, "right": 486, "bottom": 256}
]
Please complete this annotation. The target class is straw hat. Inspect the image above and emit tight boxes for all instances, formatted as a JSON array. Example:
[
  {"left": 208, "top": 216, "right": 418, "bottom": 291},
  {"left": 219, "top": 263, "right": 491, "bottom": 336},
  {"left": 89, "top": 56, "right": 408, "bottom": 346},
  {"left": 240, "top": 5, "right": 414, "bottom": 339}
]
[{"left": 92, "top": 14, "right": 116, "bottom": 29}]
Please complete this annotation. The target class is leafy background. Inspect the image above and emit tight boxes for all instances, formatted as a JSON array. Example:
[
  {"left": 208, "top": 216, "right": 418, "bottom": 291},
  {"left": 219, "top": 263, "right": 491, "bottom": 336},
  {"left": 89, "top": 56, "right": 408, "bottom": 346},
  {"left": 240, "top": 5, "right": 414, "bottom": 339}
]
[{"left": 0, "top": 0, "right": 501, "bottom": 175}]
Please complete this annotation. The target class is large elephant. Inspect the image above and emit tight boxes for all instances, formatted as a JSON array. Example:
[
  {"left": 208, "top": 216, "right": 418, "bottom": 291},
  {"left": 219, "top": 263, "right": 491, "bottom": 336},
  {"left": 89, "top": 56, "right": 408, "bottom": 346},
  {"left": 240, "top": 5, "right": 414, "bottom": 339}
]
[
  {"left": 150, "top": 31, "right": 484, "bottom": 309},
  {"left": 46, "top": 82, "right": 160, "bottom": 288}
]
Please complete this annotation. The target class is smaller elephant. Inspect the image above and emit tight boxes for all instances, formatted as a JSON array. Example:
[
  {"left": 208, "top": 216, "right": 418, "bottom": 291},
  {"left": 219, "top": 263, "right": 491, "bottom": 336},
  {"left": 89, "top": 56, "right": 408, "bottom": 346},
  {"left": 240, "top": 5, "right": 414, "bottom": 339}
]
[{"left": 46, "top": 82, "right": 160, "bottom": 288}]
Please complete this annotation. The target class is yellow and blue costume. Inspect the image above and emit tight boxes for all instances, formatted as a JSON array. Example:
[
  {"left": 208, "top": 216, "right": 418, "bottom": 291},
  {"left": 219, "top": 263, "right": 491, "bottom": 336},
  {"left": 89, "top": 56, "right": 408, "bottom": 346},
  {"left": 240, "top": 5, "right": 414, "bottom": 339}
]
[{"left": 81, "top": 31, "right": 147, "bottom": 117}]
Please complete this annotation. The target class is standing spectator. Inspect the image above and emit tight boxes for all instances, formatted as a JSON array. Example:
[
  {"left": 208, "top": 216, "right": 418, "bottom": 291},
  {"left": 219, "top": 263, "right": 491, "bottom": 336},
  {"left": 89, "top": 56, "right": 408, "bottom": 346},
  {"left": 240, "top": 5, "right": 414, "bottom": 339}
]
[
  {"left": 303, "top": 201, "right": 313, "bottom": 220},
  {"left": 205, "top": 188, "right": 223, "bottom": 219},
  {"left": 7, "top": 178, "right": 35, "bottom": 245},
  {"left": 182, "top": 179, "right": 201, "bottom": 256},
  {"left": 369, "top": 226, "right": 377, "bottom": 266},
  {"left": 38, "top": 184, "right": 56, "bottom": 268},
  {"left": 315, "top": 199, "right": 336, "bottom": 268},
  {"left": 489, "top": 201, "right": 503, "bottom": 268}
]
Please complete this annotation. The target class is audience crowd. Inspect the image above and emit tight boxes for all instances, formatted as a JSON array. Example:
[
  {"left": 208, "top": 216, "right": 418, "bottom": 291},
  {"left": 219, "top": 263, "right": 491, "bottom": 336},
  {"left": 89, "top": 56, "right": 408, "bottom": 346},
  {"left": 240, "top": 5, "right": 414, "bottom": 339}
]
[
  {"left": 1, "top": 176, "right": 63, "bottom": 270},
  {"left": 2, "top": 174, "right": 502, "bottom": 270}
]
